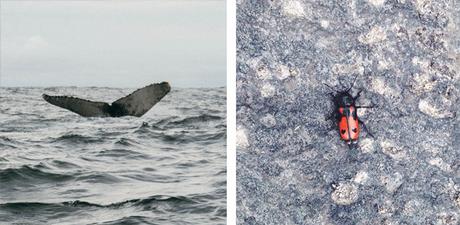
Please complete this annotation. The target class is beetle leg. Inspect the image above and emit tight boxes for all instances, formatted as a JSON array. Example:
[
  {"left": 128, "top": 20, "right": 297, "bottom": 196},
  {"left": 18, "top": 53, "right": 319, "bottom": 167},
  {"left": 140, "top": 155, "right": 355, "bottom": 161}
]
[
  {"left": 356, "top": 105, "right": 375, "bottom": 108},
  {"left": 353, "top": 89, "right": 362, "bottom": 100},
  {"left": 358, "top": 119, "right": 375, "bottom": 138}
]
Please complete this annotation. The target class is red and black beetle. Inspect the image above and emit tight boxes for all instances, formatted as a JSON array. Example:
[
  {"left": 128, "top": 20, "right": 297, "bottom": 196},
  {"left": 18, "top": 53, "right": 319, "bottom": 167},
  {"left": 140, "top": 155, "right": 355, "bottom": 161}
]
[{"left": 325, "top": 76, "right": 375, "bottom": 149}]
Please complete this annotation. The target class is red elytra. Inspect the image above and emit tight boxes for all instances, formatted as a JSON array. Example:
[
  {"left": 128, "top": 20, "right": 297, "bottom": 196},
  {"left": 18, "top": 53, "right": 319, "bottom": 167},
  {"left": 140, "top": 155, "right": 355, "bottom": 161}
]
[{"left": 338, "top": 106, "right": 360, "bottom": 142}]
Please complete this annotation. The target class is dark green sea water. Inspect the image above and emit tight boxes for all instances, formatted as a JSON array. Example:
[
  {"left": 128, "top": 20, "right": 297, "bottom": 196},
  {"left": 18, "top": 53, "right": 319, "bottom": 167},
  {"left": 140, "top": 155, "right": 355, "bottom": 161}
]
[{"left": 0, "top": 87, "right": 226, "bottom": 225}]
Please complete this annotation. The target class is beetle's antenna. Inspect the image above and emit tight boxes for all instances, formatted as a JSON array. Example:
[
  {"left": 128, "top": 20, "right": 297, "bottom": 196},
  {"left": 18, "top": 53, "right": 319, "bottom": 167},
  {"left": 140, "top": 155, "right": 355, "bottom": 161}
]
[
  {"left": 323, "top": 83, "right": 337, "bottom": 93},
  {"left": 346, "top": 74, "right": 359, "bottom": 92}
]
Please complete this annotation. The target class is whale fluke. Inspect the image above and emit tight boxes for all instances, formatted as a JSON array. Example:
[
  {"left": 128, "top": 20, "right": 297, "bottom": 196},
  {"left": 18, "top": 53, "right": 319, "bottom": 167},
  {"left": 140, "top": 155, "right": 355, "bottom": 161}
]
[
  {"left": 43, "top": 82, "right": 171, "bottom": 117},
  {"left": 42, "top": 94, "right": 111, "bottom": 117}
]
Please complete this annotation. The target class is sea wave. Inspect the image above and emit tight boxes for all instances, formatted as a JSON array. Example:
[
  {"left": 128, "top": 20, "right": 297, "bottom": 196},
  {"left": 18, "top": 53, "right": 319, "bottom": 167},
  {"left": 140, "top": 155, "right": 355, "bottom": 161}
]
[
  {"left": 0, "top": 195, "right": 225, "bottom": 224},
  {"left": 52, "top": 134, "right": 106, "bottom": 144},
  {"left": 0, "top": 87, "right": 226, "bottom": 224},
  {"left": 0, "top": 195, "right": 198, "bottom": 209},
  {"left": 0, "top": 165, "right": 73, "bottom": 184},
  {"left": 168, "top": 114, "right": 223, "bottom": 126}
]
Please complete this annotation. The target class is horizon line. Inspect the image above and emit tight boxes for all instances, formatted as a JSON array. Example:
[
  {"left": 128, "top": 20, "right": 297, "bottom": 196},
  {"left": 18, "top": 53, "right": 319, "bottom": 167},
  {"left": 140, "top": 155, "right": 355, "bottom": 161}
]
[{"left": 0, "top": 85, "right": 226, "bottom": 89}]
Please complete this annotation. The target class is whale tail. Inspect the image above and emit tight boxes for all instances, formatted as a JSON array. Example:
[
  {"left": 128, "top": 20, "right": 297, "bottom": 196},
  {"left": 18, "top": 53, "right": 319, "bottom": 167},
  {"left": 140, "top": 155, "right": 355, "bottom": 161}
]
[
  {"left": 43, "top": 82, "right": 171, "bottom": 117},
  {"left": 42, "top": 94, "right": 111, "bottom": 117}
]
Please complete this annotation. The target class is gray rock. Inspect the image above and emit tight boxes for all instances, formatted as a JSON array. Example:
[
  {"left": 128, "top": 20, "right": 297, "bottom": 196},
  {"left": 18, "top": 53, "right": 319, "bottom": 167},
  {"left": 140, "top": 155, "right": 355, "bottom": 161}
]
[
  {"left": 259, "top": 113, "right": 277, "bottom": 128},
  {"left": 236, "top": 0, "right": 459, "bottom": 224},
  {"left": 331, "top": 182, "right": 359, "bottom": 205}
]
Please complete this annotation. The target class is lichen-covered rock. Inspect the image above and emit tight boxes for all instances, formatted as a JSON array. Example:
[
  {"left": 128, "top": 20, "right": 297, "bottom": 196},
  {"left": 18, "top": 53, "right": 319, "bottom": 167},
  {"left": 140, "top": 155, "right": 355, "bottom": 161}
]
[
  {"left": 237, "top": 0, "right": 459, "bottom": 224},
  {"left": 353, "top": 170, "right": 369, "bottom": 185},
  {"left": 428, "top": 157, "right": 452, "bottom": 172},
  {"left": 380, "top": 172, "right": 404, "bottom": 194},
  {"left": 259, "top": 113, "right": 277, "bottom": 128},
  {"left": 236, "top": 126, "right": 249, "bottom": 149},
  {"left": 380, "top": 140, "right": 407, "bottom": 160},
  {"left": 331, "top": 183, "right": 359, "bottom": 205},
  {"left": 418, "top": 96, "right": 455, "bottom": 119},
  {"left": 358, "top": 138, "right": 375, "bottom": 153},
  {"left": 260, "top": 83, "right": 276, "bottom": 98},
  {"left": 358, "top": 26, "right": 387, "bottom": 45}
]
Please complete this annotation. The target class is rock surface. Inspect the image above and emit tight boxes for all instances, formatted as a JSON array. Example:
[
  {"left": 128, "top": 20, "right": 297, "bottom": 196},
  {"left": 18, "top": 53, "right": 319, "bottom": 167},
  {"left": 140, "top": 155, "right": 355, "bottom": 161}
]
[{"left": 236, "top": 0, "right": 459, "bottom": 224}]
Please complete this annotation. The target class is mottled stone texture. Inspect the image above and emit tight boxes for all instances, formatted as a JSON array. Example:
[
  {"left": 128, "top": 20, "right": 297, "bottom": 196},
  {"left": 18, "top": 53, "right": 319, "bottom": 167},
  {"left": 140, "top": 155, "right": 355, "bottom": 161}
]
[{"left": 236, "top": 0, "right": 459, "bottom": 224}]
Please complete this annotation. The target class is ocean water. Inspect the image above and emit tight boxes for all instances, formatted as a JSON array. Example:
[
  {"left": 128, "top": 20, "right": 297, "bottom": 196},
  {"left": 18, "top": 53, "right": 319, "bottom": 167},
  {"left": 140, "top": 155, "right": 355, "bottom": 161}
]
[{"left": 0, "top": 87, "right": 226, "bottom": 225}]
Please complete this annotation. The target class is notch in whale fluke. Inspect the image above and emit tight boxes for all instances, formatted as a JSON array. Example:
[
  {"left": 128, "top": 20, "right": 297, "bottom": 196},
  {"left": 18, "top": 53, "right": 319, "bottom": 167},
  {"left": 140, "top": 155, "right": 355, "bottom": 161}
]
[{"left": 42, "top": 82, "right": 171, "bottom": 117}]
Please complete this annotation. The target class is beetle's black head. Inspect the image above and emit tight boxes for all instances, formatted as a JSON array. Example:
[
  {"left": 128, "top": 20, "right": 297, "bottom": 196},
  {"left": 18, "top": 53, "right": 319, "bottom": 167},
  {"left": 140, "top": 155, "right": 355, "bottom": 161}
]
[
  {"left": 335, "top": 92, "right": 355, "bottom": 107},
  {"left": 347, "top": 140, "right": 358, "bottom": 149}
]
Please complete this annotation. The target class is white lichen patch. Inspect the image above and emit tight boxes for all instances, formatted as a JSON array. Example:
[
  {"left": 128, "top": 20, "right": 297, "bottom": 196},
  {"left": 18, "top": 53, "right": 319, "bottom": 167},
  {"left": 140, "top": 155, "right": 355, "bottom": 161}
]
[
  {"left": 331, "top": 183, "right": 359, "bottom": 205},
  {"left": 411, "top": 73, "right": 436, "bottom": 94},
  {"left": 282, "top": 0, "right": 305, "bottom": 17},
  {"left": 256, "top": 66, "right": 272, "bottom": 80},
  {"left": 412, "top": 56, "right": 431, "bottom": 70},
  {"left": 371, "top": 77, "right": 399, "bottom": 98},
  {"left": 378, "top": 199, "right": 397, "bottom": 216},
  {"left": 357, "top": 106, "right": 372, "bottom": 118},
  {"left": 332, "top": 63, "right": 364, "bottom": 75},
  {"left": 424, "top": 143, "right": 442, "bottom": 155},
  {"left": 236, "top": 127, "right": 249, "bottom": 148},
  {"left": 380, "top": 140, "right": 406, "bottom": 160},
  {"left": 359, "top": 138, "right": 375, "bottom": 153},
  {"left": 418, "top": 99, "right": 439, "bottom": 116},
  {"left": 414, "top": 0, "right": 434, "bottom": 15},
  {"left": 320, "top": 20, "right": 330, "bottom": 29},
  {"left": 380, "top": 172, "right": 404, "bottom": 193},
  {"left": 368, "top": 0, "right": 385, "bottom": 7},
  {"left": 260, "top": 83, "right": 275, "bottom": 98},
  {"left": 418, "top": 97, "right": 454, "bottom": 119},
  {"left": 276, "top": 64, "right": 293, "bottom": 80},
  {"left": 315, "top": 36, "right": 336, "bottom": 50},
  {"left": 428, "top": 157, "right": 452, "bottom": 172},
  {"left": 378, "top": 58, "right": 391, "bottom": 70},
  {"left": 246, "top": 57, "right": 261, "bottom": 70},
  {"left": 370, "top": 77, "right": 385, "bottom": 93},
  {"left": 278, "top": 169, "right": 296, "bottom": 186},
  {"left": 259, "top": 113, "right": 276, "bottom": 128},
  {"left": 247, "top": 57, "right": 272, "bottom": 80},
  {"left": 353, "top": 170, "right": 369, "bottom": 185},
  {"left": 358, "top": 26, "right": 387, "bottom": 44}
]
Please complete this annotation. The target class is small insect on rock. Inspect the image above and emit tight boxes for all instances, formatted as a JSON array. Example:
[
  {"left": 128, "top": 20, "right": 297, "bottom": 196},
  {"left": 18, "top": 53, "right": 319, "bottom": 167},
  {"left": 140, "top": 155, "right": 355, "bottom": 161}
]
[{"left": 325, "top": 76, "right": 375, "bottom": 149}]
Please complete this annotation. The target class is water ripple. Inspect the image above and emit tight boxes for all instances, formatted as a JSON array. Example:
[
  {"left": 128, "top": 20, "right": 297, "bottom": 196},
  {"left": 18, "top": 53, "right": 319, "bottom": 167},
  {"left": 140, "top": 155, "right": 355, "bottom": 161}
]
[{"left": 0, "top": 87, "right": 226, "bottom": 224}]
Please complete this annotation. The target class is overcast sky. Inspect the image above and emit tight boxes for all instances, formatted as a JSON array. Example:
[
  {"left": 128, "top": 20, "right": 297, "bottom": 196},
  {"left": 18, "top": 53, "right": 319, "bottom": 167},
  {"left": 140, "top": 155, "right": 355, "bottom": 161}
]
[{"left": 0, "top": 0, "right": 225, "bottom": 87}]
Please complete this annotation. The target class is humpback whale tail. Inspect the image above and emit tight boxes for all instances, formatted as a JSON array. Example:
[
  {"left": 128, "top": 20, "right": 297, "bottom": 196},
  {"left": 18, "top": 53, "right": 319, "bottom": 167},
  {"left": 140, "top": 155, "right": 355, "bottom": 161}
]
[{"left": 43, "top": 82, "right": 171, "bottom": 117}]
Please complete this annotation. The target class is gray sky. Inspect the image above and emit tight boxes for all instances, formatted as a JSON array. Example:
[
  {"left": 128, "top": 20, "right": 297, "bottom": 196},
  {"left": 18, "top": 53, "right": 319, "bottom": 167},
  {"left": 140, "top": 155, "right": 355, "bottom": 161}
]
[{"left": 0, "top": 0, "right": 225, "bottom": 87}]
